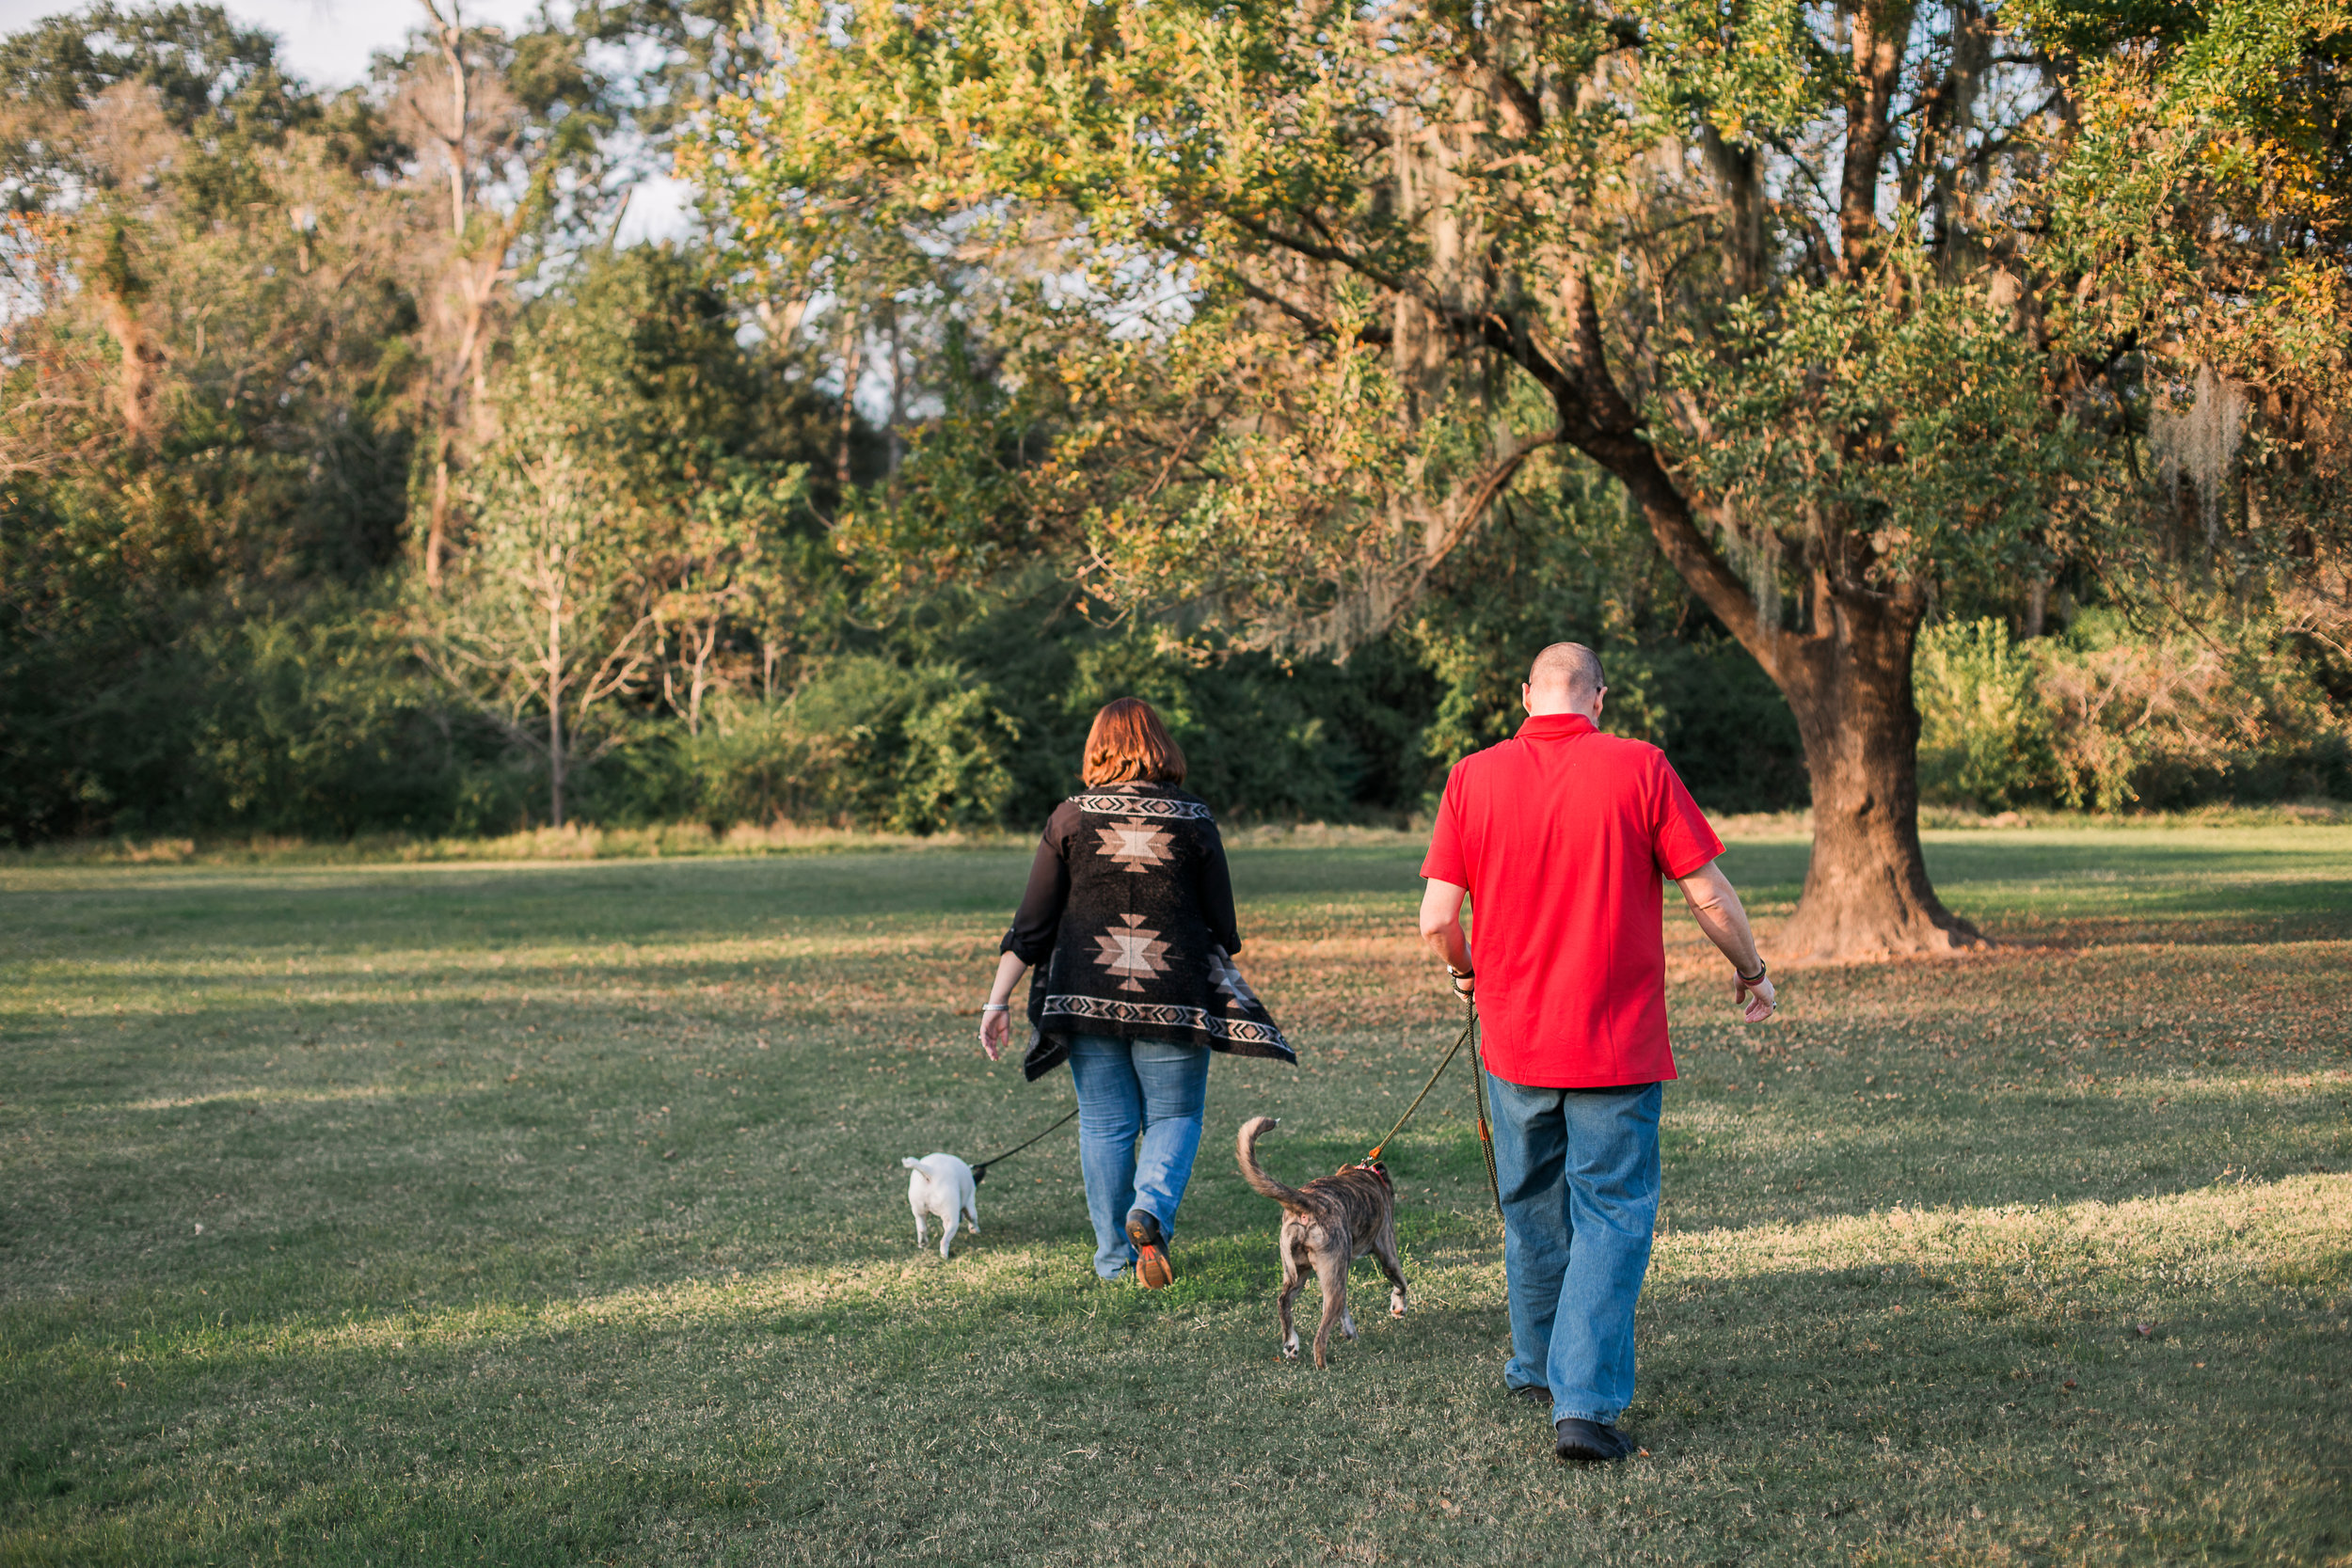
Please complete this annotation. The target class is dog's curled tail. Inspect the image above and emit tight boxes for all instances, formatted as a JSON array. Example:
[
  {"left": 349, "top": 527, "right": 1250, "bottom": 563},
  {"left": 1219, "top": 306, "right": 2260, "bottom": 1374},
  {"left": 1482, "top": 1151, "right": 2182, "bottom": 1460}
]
[
  {"left": 901, "top": 1156, "right": 923, "bottom": 1169},
  {"left": 1236, "top": 1116, "right": 1315, "bottom": 1217}
]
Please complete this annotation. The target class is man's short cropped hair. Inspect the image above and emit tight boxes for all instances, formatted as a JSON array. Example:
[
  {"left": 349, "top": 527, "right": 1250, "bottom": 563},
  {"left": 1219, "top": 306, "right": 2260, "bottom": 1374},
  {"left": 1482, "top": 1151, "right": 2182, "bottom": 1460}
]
[{"left": 1527, "top": 642, "right": 1606, "bottom": 704}]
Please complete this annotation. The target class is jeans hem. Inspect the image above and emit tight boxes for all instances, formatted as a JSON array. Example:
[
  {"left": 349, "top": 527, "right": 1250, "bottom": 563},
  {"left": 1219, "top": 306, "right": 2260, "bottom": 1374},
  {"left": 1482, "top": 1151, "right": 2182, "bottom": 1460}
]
[{"left": 1551, "top": 1408, "right": 1617, "bottom": 1425}]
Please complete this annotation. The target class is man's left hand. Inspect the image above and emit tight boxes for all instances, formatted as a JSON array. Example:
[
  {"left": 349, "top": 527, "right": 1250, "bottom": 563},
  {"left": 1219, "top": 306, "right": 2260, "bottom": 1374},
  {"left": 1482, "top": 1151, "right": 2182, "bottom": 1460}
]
[{"left": 1734, "top": 971, "right": 1775, "bottom": 1022}]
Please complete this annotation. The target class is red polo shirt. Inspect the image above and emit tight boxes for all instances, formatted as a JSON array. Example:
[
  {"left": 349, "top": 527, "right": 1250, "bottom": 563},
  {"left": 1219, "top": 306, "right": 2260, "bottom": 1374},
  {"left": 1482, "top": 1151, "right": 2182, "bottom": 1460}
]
[{"left": 1420, "top": 713, "right": 1724, "bottom": 1087}]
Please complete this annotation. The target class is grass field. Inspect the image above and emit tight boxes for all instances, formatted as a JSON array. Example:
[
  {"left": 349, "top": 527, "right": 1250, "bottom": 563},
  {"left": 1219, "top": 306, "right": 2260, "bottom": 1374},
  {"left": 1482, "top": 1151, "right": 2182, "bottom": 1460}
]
[{"left": 3, "top": 826, "right": 2348, "bottom": 1565}]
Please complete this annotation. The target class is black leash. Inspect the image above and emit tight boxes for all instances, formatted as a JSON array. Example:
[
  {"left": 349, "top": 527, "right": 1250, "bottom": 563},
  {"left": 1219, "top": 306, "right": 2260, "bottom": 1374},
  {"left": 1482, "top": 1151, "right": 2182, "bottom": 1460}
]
[{"left": 969, "top": 1106, "right": 1078, "bottom": 1185}]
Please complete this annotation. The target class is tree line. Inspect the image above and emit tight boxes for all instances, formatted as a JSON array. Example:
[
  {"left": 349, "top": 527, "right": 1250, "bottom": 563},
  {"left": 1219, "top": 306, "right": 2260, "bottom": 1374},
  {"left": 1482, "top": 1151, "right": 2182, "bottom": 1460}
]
[{"left": 3, "top": 0, "right": 2348, "bottom": 959}]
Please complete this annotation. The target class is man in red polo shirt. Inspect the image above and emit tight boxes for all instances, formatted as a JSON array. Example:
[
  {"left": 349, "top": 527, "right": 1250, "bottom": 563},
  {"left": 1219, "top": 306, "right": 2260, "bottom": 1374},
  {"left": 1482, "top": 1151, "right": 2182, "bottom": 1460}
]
[{"left": 1418, "top": 641, "right": 1775, "bottom": 1464}]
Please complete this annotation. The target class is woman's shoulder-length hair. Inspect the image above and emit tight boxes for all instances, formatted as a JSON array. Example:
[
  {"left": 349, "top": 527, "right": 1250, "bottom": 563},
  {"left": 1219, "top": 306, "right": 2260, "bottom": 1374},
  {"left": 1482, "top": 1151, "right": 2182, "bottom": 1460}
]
[{"left": 1082, "top": 697, "right": 1187, "bottom": 788}]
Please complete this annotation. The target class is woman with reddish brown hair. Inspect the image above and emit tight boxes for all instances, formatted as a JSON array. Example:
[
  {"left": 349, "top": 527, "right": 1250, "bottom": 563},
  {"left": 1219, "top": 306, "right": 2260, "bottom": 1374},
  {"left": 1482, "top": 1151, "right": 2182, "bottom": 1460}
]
[{"left": 977, "top": 697, "right": 1293, "bottom": 1286}]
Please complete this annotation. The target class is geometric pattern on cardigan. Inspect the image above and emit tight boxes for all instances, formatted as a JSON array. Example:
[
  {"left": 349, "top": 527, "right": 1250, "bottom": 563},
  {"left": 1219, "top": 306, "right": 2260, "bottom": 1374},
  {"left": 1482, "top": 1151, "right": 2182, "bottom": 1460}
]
[
  {"left": 1071, "top": 792, "right": 1215, "bottom": 821},
  {"left": 1094, "top": 817, "right": 1175, "bottom": 872},
  {"left": 1206, "top": 945, "right": 1261, "bottom": 1006},
  {"left": 1040, "top": 992, "right": 1289, "bottom": 1049},
  {"left": 1091, "top": 912, "right": 1171, "bottom": 991}
]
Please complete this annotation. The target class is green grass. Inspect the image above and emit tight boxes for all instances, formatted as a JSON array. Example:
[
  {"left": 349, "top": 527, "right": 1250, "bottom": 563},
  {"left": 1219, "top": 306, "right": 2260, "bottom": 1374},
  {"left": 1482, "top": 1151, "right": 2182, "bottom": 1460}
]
[{"left": 3, "top": 827, "right": 2348, "bottom": 1565}]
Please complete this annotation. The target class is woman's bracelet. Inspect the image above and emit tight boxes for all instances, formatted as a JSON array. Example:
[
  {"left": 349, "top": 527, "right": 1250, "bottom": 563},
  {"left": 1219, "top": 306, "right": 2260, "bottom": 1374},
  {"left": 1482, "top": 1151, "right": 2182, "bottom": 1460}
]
[
  {"left": 980, "top": 1003, "right": 1010, "bottom": 1013},
  {"left": 1735, "top": 958, "right": 1768, "bottom": 986},
  {"left": 1447, "top": 966, "right": 1473, "bottom": 980}
]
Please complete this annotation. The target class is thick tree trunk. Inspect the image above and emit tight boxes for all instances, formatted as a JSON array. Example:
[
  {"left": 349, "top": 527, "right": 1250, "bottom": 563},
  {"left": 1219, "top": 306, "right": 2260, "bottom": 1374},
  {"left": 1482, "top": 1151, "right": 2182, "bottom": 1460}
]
[
  {"left": 1571, "top": 401, "right": 1980, "bottom": 965},
  {"left": 1771, "top": 594, "right": 1980, "bottom": 961}
]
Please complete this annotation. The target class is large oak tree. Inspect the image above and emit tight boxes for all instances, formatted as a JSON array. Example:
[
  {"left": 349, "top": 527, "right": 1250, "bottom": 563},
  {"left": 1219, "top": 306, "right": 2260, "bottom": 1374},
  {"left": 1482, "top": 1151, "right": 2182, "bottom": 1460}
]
[{"left": 699, "top": 0, "right": 2349, "bottom": 958}]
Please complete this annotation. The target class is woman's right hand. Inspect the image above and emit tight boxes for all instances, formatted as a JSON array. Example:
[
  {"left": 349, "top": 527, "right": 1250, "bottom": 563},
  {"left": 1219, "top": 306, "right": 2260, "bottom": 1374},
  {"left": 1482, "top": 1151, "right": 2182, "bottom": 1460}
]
[{"left": 979, "top": 1006, "right": 1009, "bottom": 1061}]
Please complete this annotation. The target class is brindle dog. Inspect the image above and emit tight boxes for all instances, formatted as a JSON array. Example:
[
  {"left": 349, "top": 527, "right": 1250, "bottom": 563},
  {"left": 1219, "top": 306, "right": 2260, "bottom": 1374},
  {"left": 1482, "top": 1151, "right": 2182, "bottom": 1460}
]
[{"left": 1235, "top": 1116, "right": 1408, "bottom": 1367}]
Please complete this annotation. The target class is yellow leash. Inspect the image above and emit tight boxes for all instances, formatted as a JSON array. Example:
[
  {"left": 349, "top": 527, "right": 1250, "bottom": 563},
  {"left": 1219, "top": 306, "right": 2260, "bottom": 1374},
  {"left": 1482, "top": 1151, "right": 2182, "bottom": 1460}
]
[
  {"left": 1354, "top": 1002, "right": 1507, "bottom": 1221},
  {"left": 1359, "top": 1004, "right": 1476, "bottom": 1166}
]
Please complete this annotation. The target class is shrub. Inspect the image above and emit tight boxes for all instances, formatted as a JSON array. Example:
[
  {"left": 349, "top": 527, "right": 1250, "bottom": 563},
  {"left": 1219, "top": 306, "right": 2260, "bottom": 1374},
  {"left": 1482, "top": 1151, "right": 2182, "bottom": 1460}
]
[
  {"left": 2033, "top": 609, "right": 2350, "bottom": 810},
  {"left": 1915, "top": 619, "right": 2055, "bottom": 809},
  {"left": 689, "top": 657, "right": 1017, "bottom": 832},
  {"left": 1914, "top": 607, "right": 2352, "bottom": 813}
]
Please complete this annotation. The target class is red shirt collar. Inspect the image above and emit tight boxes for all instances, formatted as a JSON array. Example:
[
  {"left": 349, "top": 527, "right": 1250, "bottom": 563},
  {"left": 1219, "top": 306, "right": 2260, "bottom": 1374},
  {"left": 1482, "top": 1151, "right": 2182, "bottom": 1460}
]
[{"left": 1516, "top": 712, "right": 1598, "bottom": 739}]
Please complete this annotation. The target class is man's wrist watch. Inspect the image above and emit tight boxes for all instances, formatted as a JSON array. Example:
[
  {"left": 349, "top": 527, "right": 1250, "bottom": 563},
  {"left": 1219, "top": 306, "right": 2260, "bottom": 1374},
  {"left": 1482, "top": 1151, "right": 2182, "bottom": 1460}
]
[{"left": 1735, "top": 958, "right": 1768, "bottom": 987}]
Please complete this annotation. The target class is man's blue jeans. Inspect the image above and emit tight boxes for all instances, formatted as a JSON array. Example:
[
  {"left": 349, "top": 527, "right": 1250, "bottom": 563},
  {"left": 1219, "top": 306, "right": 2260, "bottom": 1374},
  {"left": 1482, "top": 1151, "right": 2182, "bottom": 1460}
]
[
  {"left": 1067, "top": 1035, "right": 1211, "bottom": 1278},
  {"left": 1485, "top": 1073, "right": 1662, "bottom": 1426}
]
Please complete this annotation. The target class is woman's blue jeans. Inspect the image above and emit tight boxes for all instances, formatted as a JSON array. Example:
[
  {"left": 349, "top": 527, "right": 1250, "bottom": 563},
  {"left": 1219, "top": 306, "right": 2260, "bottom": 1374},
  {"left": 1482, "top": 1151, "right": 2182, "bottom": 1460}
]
[
  {"left": 1484, "top": 1074, "right": 1662, "bottom": 1426},
  {"left": 1067, "top": 1035, "right": 1211, "bottom": 1278}
]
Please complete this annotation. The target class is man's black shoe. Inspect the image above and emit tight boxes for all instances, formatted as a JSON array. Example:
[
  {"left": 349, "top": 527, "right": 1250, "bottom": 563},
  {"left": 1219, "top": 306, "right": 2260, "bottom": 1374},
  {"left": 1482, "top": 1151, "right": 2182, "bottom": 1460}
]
[
  {"left": 1508, "top": 1384, "right": 1551, "bottom": 1407},
  {"left": 1553, "top": 1418, "right": 1632, "bottom": 1463}
]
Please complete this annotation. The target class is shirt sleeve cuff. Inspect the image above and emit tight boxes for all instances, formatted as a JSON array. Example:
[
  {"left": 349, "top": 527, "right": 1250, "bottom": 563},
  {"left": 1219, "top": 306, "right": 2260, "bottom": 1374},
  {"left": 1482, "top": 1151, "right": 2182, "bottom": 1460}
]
[{"left": 1661, "top": 839, "right": 1725, "bottom": 880}]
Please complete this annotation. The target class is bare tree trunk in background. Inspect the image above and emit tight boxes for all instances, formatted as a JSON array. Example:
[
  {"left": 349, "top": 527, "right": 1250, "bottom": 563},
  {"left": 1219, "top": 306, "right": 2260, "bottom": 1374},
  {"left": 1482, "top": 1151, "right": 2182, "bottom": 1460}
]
[
  {"left": 1838, "top": 0, "right": 1915, "bottom": 281},
  {"left": 885, "top": 306, "right": 905, "bottom": 476},
  {"left": 546, "top": 571, "right": 566, "bottom": 828},
  {"left": 834, "top": 311, "right": 862, "bottom": 497},
  {"left": 421, "top": 0, "right": 469, "bottom": 589},
  {"left": 97, "top": 290, "right": 159, "bottom": 445},
  {"left": 425, "top": 0, "right": 469, "bottom": 237},
  {"left": 426, "top": 448, "right": 453, "bottom": 589},
  {"left": 95, "top": 228, "right": 163, "bottom": 445},
  {"left": 687, "top": 623, "right": 717, "bottom": 736},
  {"left": 414, "top": 0, "right": 525, "bottom": 593}
]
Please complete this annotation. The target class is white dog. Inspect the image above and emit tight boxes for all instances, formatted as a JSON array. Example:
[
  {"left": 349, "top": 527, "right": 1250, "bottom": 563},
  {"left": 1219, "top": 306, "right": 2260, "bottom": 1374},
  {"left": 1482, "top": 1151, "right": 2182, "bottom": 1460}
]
[{"left": 901, "top": 1153, "right": 979, "bottom": 1259}]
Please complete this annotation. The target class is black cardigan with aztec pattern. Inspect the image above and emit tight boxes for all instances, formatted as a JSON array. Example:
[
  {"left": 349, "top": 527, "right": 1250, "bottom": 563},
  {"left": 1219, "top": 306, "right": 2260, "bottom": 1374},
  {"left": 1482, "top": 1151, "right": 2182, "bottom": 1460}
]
[{"left": 1000, "top": 782, "right": 1295, "bottom": 1081}]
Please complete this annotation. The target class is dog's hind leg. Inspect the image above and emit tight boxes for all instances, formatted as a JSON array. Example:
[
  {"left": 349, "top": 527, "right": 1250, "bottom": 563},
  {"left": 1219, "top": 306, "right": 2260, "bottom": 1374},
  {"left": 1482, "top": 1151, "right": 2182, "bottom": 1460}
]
[
  {"left": 937, "top": 1210, "right": 959, "bottom": 1260},
  {"left": 962, "top": 1189, "right": 978, "bottom": 1236},
  {"left": 1274, "top": 1229, "right": 1307, "bottom": 1361},
  {"left": 1372, "top": 1217, "right": 1408, "bottom": 1318},
  {"left": 1311, "top": 1243, "right": 1351, "bottom": 1369},
  {"left": 913, "top": 1209, "right": 929, "bottom": 1250}
]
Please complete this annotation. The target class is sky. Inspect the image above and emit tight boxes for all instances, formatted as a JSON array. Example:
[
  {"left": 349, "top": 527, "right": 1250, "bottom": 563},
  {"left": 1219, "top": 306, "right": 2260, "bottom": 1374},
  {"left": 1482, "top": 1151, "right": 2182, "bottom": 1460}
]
[{"left": 0, "top": 0, "right": 691, "bottom": 242}]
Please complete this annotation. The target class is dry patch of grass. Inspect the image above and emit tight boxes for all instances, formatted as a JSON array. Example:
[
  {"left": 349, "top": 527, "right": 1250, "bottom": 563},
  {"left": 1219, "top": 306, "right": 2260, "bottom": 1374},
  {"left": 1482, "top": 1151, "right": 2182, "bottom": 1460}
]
[{"left": 2, "top": 829, "right": 2348, "bottom": 1565}]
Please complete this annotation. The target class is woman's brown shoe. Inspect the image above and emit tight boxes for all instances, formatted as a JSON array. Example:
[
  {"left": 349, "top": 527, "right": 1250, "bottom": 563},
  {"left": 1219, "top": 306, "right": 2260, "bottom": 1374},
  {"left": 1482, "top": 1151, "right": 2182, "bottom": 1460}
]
[{"left": 1126, "top": 1210, "right": 1175, "bottom": 1289}]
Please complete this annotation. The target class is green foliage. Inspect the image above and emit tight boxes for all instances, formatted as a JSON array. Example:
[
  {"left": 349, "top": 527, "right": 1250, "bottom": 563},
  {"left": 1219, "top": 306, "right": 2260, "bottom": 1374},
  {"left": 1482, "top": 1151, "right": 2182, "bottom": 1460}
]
[
  {"left": 1915, "top": 608, "right": 2352, "bottom": 813},
  {"left": 1669, "top": 269, "right": 2092, "bottom": 607},
  {"left": 182, "top": 603, "right": 527, "bottom": 835},
  {"left": 1404, "top": 464, "right": 1810, "bottom": 811},
  {"left": 689, "top": 660, "right": 1019, "bottom": 832},
  {"left": 1915, "top": 621, "right": 2057, "bottom": 810},
  {"left": 413, "top": 248, "right": 828, "bottom": 826},
  {"left": 2025, "top": 0, "right": 2352, "bottom": 505},
  {"left": 0, "top": 2, "right": 323, "bottom": 199}
]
